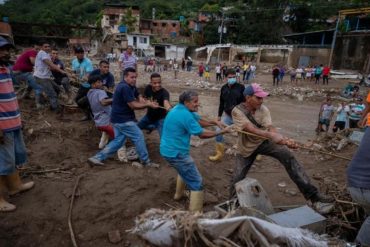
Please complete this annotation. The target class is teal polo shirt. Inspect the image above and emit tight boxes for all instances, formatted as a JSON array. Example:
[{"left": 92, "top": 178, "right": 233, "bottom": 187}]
[{"left": 160, "top": 104, "right": 203, "bottom": 157}]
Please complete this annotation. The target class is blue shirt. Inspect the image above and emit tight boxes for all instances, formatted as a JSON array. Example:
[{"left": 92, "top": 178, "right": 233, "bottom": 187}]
[
  {"left": 110, "top": 81, "right": 138, "bottom": 123},
  {"left": 336, "top": 105, "right": 349, "bottom": 122},
  {"left": 347, "top": 127, "right": 370, "bottom": 189},
  {"left": 90, "top": 69, "right": 115, "bottom": 88},
  {"left": 71, "top": 57, "right": 93, "bottom": 80},
  {"left": 160, "top": 104, "right": 203, "bottom": 157}
]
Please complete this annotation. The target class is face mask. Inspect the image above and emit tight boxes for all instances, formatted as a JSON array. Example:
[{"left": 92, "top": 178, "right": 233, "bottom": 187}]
[{"left": 227, "top": 77, "right": 237, "bottom": 84}]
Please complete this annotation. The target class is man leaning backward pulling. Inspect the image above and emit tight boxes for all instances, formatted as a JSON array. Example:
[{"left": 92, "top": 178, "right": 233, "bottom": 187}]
[{"left": 230, "top": 83, "right": 334, "bottom": 213}]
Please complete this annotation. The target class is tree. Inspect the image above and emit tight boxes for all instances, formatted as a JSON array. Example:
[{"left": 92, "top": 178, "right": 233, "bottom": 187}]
[{"left": 120, "top": 8, "right": 137, "bottom": 33}]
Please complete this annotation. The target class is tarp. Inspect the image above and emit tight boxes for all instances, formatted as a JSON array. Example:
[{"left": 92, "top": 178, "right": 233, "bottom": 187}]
[{"left": 131, "top": 209, "right": 328, "bottom": 247}]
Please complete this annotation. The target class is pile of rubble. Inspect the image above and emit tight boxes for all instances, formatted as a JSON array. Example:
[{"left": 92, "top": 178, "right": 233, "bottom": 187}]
[{"left": 268, "top": 87, "right": 341, "bottom": 101}]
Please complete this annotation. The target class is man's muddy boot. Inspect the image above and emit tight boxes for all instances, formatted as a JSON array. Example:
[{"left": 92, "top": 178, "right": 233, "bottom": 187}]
[
  {"left": 5, "top": 170, "right": 34, "bottom": 196},
  {"left": 80, "top": 109, "right": 91, "bottom": 121},
  {"left": 174, "top": 175, "right": 186, "bottom": 200},
  {"left": 88, "top": 157, "right": 104, "bottom": 166},
  {"left": 189, "top": 190, "right": 203, "bottom": 212},
  {"left": 310, "top": 192, "right": 335, "bottom": 214},
  {"left": 208, "top": 143, "right": 224, "bottom": 162},
  {"left": 0, "top": 177, "right": 16, "bottom": 212},
  {"left": 311, "top": 192, "right": 334, "bottom": 203}
]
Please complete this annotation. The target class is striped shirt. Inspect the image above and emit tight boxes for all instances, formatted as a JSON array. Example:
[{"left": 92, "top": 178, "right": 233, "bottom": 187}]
[
  {"left": 119, "top": 52, "right": 137, "bottom": 71},
  {"left": 0, "top": 66, "right": 21, "bottom": 132}
]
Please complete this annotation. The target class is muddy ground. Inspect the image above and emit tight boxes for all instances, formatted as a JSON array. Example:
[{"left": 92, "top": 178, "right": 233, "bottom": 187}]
[{"left": 0, "top": 64, "right": 361, "bottom": 246}]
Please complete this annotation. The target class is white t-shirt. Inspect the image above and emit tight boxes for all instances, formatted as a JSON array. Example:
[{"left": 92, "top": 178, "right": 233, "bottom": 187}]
[
  {"left": 33, "top": 50, "right": 52, "bottom": 79},
  {"left": 216, "top": 65, "right": 221, "bottom": 73}
]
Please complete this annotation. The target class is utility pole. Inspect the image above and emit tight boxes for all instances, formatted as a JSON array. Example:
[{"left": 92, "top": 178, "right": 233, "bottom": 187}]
[
  {"left": 217, "top": 11, "right": 225, "bottom": 63},
  {"left": 328, "top": 12, "right": 341, "bottom": 68}
]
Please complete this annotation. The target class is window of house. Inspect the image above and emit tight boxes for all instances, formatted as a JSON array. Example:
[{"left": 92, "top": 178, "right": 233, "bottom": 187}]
[
  {"left": 139, "top": 37, "right": 147, "bottom": 44},
  {"left": 162, "top": 23, "right": 166, "bottom": 27},
  {"left": 153, "top": 22, "right": 157, "bottom": 26},
  {"left": 172, "top": 23, "right": 177, "bottom": 27}
]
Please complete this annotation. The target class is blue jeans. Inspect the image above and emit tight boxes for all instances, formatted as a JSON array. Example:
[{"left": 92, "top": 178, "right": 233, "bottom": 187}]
[
  {"left": 0, "top": 129, "right": 27, "bottom": 175},
  {"left": 348, "top": 187, "right": 370, "bottom": 246},
  {"left": 137, "top": 115, "right": 164, "bottom": 137},
  {"left": 216, "top": 114, "right": 234, "bottom": 143},
  {"left": 93, "top": 121, "right": 150, "bottom": 164},
  {"left": 35, "top": 77, "right": 59, "bottom": 110},
  {"left": 163, "top": 153, "right": 202, "bottom": 191},
  {"left": 13, "top": 72, "right": 43, "bottom": 96}
]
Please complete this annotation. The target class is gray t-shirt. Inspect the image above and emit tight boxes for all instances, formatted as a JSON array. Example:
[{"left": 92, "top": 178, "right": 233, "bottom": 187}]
[
  {"left": 33, "top": 50, "right": 52, "bottom": 79},
  {"left": 87, "top": 89, "right": 111, "bottom": 126},
  {"left": 321, "top": 104, "right": 334, "bottom": 119}
]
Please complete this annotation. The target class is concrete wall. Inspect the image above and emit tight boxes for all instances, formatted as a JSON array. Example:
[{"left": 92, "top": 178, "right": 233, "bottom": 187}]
[
  {"left": 260, "top": 49, "right": 290, "bottom": 64},
  {"left": 289, "top": 48, "right": 330, "bottom": 67},
  {"left": 152, "top": 20, "right": 180, "bottom": 38},
  {"left": 165, "top": 45, "right": 186, "bottom": 60},
  {"left": 127, "top": 34, "right": 150, "bottom": 50},
  {"left": 333, "top": 34, "right": 370, "bottom": 72}
]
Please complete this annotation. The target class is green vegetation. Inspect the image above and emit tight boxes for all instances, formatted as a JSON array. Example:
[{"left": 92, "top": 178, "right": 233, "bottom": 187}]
[{"left": 0, "top": 0, "right": 369, "bottom": 44}]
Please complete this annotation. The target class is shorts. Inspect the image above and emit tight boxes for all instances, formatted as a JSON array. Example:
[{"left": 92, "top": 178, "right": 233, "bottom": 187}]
[
  {"left": 236, "top": 72, "right": 240, "bottom": 77},
  {"left": 0, "top": 129, "right": 27, "bottom": 175},
  {"left": 97, "top": 125, "right": 115, "bottom": 139},
  {"left": 319, "top": 118, "right": 330, "bottom": 126},
  {"left": 204, "top": 72, "right": 210, "bottom": 78},
  {"left": 333, "top": 121, "right": 345, "bottom": 132}
]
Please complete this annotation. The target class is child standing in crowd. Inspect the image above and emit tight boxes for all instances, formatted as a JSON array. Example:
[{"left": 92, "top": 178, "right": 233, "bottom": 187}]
[
  {"left": 318, "top": 98, "right": 335, "bottom": 132},
  {"left": 204, "top": 64, "right": 210, "bottom": 81},
  {"left": 333, "top": 102, "right": 350, "bottom": 132}
]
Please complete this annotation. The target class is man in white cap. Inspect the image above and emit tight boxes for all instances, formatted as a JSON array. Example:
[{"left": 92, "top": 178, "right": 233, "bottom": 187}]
[{"left": 230, "top": 83, "right": 334, "bottom": 213}]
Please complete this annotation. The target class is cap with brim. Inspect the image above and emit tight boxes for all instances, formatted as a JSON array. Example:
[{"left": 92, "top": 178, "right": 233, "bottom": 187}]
[
  {"left": 243, "top": 83, "right": 269, "bottom": 97},
  {"left": 0, "top": 36, "right": 14, "bottom": 48},
  {"left": 74, "top": 46, "right": 84, "bottom": 53}
]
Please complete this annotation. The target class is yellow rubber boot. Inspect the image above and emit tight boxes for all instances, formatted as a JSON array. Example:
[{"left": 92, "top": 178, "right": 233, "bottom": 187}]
[
  {"left": 5, "top": 170, "right": 34, "bottom": 196},
  {"left": 0, "top": 176, "right": 16, "bottom": 212},
  {"left": 208, "top": 143, "right": 225, "bottom": 161},
  {"left": 173, "top": 175, "right": 186, "bottom": 200},
  {"left": 189, "top": 190, "right": 204, "bottom": 212}
]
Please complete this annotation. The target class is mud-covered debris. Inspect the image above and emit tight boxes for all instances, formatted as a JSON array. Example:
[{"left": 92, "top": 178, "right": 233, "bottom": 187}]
[
  {"left": 108, "top": 230, "right": 122, "bottom": 244},
  {"left": 285, "top": 189, "right": 298, "bottom": 196}
]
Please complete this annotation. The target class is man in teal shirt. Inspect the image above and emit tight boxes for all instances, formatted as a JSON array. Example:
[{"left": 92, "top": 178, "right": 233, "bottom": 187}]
[{"left": 160, "top": 90, "right": 229, "bottom": 212}]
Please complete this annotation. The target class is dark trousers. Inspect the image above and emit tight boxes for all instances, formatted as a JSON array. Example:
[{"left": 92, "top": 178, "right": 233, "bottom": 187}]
[
  {"left": 349, "top": 119, "right": 359, "bottom": 128},
  {"left": 323, "top": 75, "right": 329, "bottom": 85},
  {"left": 273, "top": 75, "right": 279, "bottom": 86},
  {"left": 230, "top": 140, "right": 318, "bottom": 200},
  {"left": 75, "top": 86, "right": 91, "bottom": 118},
  {"left": 216, "top": 73, "right": 222, "bottom": 81}
]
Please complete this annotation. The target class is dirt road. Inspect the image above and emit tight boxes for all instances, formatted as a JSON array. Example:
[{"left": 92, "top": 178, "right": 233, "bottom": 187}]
[{"left": 0, "top": 64, "right": 356, "bottom": 246}]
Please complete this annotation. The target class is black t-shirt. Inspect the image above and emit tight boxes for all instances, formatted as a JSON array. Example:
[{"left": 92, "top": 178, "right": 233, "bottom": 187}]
[
  {"left": 218, "top": 83, "right": 245, "bottom": 117},
  {"left": 272, "top": 68, "right": 280, "bottom": 76},
  {"left": 144, "top": 85, "right": 170, "bottom": 121}
]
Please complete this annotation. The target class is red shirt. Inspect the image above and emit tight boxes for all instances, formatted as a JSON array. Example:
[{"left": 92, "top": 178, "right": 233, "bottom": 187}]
[
  {"left": 12, "top": 49, "right": 38, "bottom": 72},
  {"left": 199, "top": 65, "right": 204, "bottom": 73},
  {"left": 323, "top": 66, "right": 330, "bottom": 76}
]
